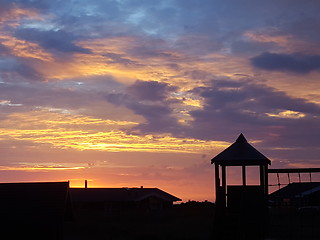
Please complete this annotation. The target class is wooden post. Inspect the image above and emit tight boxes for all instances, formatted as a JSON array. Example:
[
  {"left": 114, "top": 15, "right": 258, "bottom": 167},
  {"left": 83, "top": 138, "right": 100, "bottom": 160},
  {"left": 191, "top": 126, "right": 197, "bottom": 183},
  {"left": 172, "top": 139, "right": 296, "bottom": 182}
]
[
  {"left": 215, "top": 163, "right": 220, "bottom": 203},
  {"left": 260, "top": 164, "right": 269, "bottom": 195},
  {"left": 263, "top": 164, "right": 269, "bottom": 237},
  {"left": 264, "top": 164, "right": 269, "bottom": 195},
  {"left": 309, "top": 172, "right": 312, "bottom": 182},
  {"left": 242, "top": 165, "right": 246, "bottom": 186},
  {"left": 260, "top": 164, "right": 265, "bottom": 193},
  {"left": 221, "top": 165, "right": 226, "bottom": 207}
]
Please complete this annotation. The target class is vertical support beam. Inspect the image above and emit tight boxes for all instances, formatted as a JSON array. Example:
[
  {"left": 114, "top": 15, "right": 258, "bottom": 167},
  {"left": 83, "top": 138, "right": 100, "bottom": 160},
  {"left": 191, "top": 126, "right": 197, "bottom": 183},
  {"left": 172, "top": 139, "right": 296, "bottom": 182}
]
[
  {"left": 263, "top": 164, "right": 269, "bottom": 236},
  {"left": 242, "top": 165, "right": 246, "bottom": 186},
  {"left": 221, "top": 165, "right": 226, "bottom": 189},
  {"left": 260, "top": 164, "right": 269, "bottom": 195},
  {"left": 276, "top": 173, "right": 280, "bottom": 190},
  {"left": 260, "top": 164, "right": 265, "bottom": 191},
  {"left": 214, "top": 163, "right": 220, "bottom": 203},
  {"left": 221, "top": 165, "right": 227, "bottom": 207},
  {"left": 309, "top": 172, "right": 312, "bottom": 182},
  {"left": 264, "top": 164, "right": 269, "bottom": 195}
]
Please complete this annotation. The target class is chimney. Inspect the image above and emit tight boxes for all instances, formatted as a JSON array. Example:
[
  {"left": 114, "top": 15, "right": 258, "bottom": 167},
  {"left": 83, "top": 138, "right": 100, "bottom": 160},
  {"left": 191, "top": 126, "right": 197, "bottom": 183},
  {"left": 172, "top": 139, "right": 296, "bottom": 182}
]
[{"left": 85, "top": 180, "right": 88, "bottom": 189}]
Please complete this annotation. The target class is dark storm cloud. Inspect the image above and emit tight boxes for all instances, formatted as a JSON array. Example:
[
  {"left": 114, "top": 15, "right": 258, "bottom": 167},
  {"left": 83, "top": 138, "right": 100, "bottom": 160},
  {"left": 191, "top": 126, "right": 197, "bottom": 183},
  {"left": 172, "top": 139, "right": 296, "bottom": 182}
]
[
  {"left": 14, "top": 28, "right": 91, "bottom": 55},
  {"left": 251, "top": 52, "right": 320, "bottom": 73}
]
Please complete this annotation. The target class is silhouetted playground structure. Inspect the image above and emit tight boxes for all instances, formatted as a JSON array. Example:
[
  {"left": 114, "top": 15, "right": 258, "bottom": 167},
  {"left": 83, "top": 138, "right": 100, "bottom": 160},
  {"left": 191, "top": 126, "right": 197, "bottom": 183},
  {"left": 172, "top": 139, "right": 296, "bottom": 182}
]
[{"left": 211, "top": 133, "right": 320, "bottom": 239}]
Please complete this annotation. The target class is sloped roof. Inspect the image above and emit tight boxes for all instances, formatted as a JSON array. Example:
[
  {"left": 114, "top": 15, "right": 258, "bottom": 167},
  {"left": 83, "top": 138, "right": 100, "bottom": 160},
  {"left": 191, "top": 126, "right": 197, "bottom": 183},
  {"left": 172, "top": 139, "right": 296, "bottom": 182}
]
[
  {"left": 0, "top": 181, "right": 70, "bottom": 223},
  {"left": 70, "top": 187, "right": 181, "bottom": 202},
  {"left": 269, "top": 182, "right": 320, "bottom": 198},
  {"left": 211, "top": 133, "right": 271, "bottom": 166}
]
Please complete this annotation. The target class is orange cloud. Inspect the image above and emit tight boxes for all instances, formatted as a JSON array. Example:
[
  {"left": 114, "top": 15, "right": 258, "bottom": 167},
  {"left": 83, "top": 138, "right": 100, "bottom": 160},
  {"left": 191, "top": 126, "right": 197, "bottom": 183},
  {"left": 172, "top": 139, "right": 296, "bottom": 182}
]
[
  {"left": 0, "top": 165, "right": 85, "bottom": 171},
  {"left": 244, "top": 29, "right": 320, "bottom": 54},
  {"left": 244, "top": 30, "right": 292, "bottom": 47},
  {"left": 0, "top": 4, "right": 41, "bottom": 27},
  {"left": 0, "top": 35, "right": 54, "bottom": 61}
]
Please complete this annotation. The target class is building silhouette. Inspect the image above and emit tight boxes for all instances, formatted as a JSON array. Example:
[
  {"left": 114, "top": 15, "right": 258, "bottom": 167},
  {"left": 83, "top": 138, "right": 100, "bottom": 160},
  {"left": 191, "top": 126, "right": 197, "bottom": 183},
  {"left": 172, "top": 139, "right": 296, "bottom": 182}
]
[
  {"left": 269, "top": 182, "right": 320, "bottom": 207},
  {"left": 0, "top": 182, "right": 72, "bottom": 240},
  {"left": 70, "top": 186, "right": 181, "bottom": 216}
]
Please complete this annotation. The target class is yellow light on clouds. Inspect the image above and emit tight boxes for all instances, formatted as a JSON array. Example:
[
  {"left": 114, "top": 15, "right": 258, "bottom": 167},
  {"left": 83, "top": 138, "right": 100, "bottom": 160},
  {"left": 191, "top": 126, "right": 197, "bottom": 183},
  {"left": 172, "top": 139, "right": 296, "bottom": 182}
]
[
  {"left": 266, "top": 110, "right": 306, "bottom": 119},
  {"left": 0, "top": 110, "right": 229, "bottom": 153}
]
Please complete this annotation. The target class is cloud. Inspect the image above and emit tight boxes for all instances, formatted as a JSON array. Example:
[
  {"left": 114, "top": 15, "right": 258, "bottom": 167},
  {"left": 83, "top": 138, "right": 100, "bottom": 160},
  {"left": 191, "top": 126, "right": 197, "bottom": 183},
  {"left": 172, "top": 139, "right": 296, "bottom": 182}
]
[
  {"left": 0, "top": 1, "right": 40, "bottom": 24},
  {"left": 104, "top": 78, "right": 320, "bottom": 157},
  {"left": 185, "top": 80, "right": 320, "bottom": 149},
  {"left": 103, "top": 52, "right": 140, "bottom": 67},
  {"left": 127, "top": 80, "right": 177, "bottom": 101},
  {"left": 286, "top": 17, "right": 320, "bottom": 44},
  {"left": 251, "top": 52, "right": 320, "bottom": 73},
  {"left": 0, "top": 57, "right": 43, "bottom": 81},
  {"left": 0, "top": 43, "right": 10, "bottom": 55},
  {"left": 106, "top": 80, "right": 182, "bottom": 134},
  {"left": 14, "top": 28, "right": 92, "bottom": 55},
  {"left": 0, "top": 75, "right": 135, "bottom": 122},
  {"left": 232, "top": 41, "right": 267, "bottom": 55}
]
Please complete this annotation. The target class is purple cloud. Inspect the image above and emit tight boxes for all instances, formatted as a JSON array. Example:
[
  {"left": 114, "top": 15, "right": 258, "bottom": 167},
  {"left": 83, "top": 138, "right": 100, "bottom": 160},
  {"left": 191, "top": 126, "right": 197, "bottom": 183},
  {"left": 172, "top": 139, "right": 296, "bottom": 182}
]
[
  {"left": 187, "top": 80, "right": 320, "bottom": 151},
  {"left": 0, "top": 44, "right": 9, "bottom": 55},
  {"left": 14, "top": 29, "right": 91, "bottom": 55},
  {"left": 105, "top": 78, "right": 320, "bottom": 154},
  {"left": 128, "top": 80, "right": 177, "bottom": 101},
  {"left": 251, "top": 52, "right": 320, "bottom": 73},
  {"left": 0, "top": 57, "right": 43, "bottom": 81},
  {"left": 106, "top": 80, "right": 182, "bottom": 134}
]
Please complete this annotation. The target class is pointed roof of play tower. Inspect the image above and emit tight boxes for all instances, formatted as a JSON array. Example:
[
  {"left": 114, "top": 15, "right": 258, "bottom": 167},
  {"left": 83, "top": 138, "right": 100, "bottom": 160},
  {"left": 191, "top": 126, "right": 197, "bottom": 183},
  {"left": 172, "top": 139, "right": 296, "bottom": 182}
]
[{"left": 211, "top": 133, "right": 271, "bottom": 166}]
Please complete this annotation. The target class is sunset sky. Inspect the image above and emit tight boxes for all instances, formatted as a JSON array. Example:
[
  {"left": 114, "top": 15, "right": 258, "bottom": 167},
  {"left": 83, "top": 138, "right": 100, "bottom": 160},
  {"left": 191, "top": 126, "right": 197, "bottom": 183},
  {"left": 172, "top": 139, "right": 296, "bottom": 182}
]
[{"left": 1, "top": 0, "right": 320, "bottom": 201}]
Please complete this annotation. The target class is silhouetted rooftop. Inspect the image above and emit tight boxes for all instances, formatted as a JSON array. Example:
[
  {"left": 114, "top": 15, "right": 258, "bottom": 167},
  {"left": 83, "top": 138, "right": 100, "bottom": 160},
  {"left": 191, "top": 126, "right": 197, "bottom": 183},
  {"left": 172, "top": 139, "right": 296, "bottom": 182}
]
[
  {"left": 70, "top": 187, "right": 181, "bottom": 202},
  {"left": 269, "top": 182, "right": 320, "bottom": 198},
  {"left": 0, "top": 181, "right": 72, "bottom": 240},
  {"left": 211, "top": 133, "right": 271, "bottom": 166},
  {"left": 0, "top": 181, "right": 70, "bottom": 222}
]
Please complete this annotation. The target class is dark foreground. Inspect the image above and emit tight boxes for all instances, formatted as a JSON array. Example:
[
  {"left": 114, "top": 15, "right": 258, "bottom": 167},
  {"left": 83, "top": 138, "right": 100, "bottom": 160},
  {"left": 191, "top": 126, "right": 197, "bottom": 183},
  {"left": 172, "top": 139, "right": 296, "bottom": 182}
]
[{"left": 64, "top": 202, "right": 320, "bottom": 240}]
